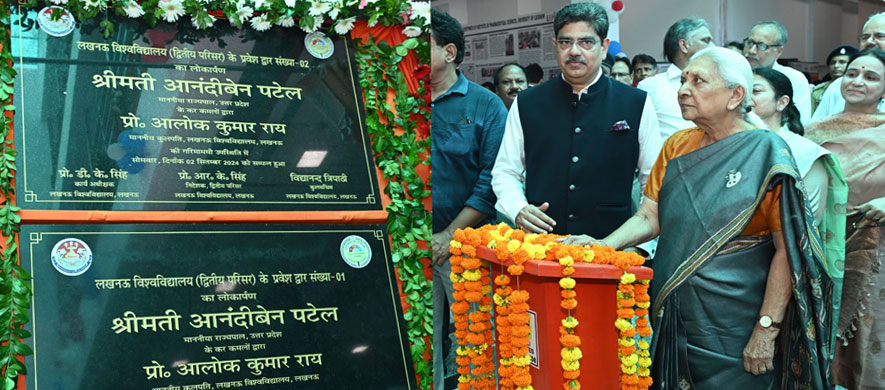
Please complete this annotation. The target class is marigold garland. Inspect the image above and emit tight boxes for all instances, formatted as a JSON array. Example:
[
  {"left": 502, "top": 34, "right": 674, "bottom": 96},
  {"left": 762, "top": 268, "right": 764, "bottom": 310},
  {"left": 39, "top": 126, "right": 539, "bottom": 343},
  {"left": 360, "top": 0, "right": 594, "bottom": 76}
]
[{"left": 451, "top": 224, "right": 652, "bottom": 390}]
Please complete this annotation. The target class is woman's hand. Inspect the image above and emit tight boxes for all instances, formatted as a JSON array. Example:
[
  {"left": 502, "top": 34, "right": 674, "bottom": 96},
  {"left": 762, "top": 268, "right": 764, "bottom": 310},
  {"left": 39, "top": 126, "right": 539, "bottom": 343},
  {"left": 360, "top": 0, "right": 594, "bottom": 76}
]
[
  {"left": 558, "top": 235, "right": 605, "bottom": 247},
  {"left": 854, "top": 197, "right": 885, "bottom": 225},
  {"left": 742, "top": 325, "right": 779, "bottom": 375}
]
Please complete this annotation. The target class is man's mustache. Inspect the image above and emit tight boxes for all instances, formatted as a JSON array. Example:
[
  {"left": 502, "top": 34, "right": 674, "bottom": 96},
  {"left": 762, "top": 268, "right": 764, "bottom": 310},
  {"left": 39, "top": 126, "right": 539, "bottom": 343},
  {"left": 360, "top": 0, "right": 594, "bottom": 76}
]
[{"left": 566, "top": 57, "right": 587, "bottom": 64}]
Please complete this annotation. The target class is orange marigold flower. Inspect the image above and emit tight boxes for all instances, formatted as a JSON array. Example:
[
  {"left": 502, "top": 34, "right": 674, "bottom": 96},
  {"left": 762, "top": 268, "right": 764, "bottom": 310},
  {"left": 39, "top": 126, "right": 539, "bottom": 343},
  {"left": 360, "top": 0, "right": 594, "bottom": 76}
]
[
  {"left": 454, "top": 330, "right": 468, "bottom": 340},
  {"left": 465, "top": 291, "right": 483, "bottom": 302},
  {"left": 461, "top": 257, "right": 481, "bottom": 269},
  {"left": 510, "top": 290, "right": 530, "bottom": 304},
  {"left": 508, "top": 264, "right": 525, "bottom": 275},
  {"left": 561, "top": 298, "right": 577, "bottom": 310},
  {"left": 456, "top": 356, "right": 470, "bottom": 366},
  {"left": 560, "top": 334, "right": 581, "bottom": 348},
  {"left": 452, "top": 291, "right": 466, "bottom": 301},
  {"left": 617, "top": 308, "right": 635, "bottom": 319},
  {"left": 462, "top": 245, "right": 477, "bottom": 258},
  {"left": 623, "top": 374, "right": 640, "bottom": 385},
  {"left": 511, "top": 336, "right": 530, "bottom": 348},
  {"left": 636, "top": 318, "right": 649, "bottom": 327},
  {"left": 514, "top": 346, "right": 529, "bottom": 356},
  {"left": 620, "top": 345, "right": 636, "bottom": 355},
  {"left": 622, "top": 328, "right": 636, "bottom": 337},
  {"left": 496, "top": 286, "right": 513, "bottom": 297},
  {"left": 453, "top": 281, "right": 466, "bottom": 291},
  {"left": 465, "top": 332, "right": 484, "bottom": 345},
  {"left": 635, "top": 308, "right": 649, "bottom": 317},
  {"left": 562, "top": 266, "right": 576, "bottom": 276},
  {"left": 450, "top": 245, "right": 462, "bottom": 256},
  {"left": 468, "top": 311, "right": 486, "bottom": 323},
  {"left": 480, "top": 230, "right": 492, "bottom": 244},
  {"left": 510, "top": 302, "right": 530, "bottom": 314},
  {"left": 512, "top": 249, "right": 529, "bottom": 264},
  {"left": 495, "top": 274, "right": 511, "bottom": 286},
  {"left": 466, "top": 230, "right": 482, "bottom": 246},
  {"left": 454, "top": 321, "right": 469, "bottom": 331},
  {"left": 453, "top": 229, "right": 467, "bottom": 242},
  {"left": 563, "top": 369, "right": 581, "bottom": 380},
  {"left": 451, "top": 301, "right": 470, "bottom": 314},
  {"left": 619, "top": 298, "right": 636, "bottom": 307},
  {"left": 638, "top": 326, "right": 652, "bottom": 337},
  {"left": 450, "top": 256, "right": 463, "bottom": 266},
  {"left": 561, "top": 289, "right": 577, "bottom": 299},
  {"left": 638, "top": 376, "right": 653, "bottom": 387},
  {"left": 512, "top": 373, "right": 532, "bottom": 387},
  {"left": 457, "top": 366, "right": 470, "bottom": 376},
  {"left": 495, "top": 245, "right": 511, "bottom": 261},
  {"left": 451, "top": 265, "right": 465, "bottom": 274},
  {"left": 496, "top": 305, "right": 511, "bottom": 316},
  {"left": 509, "top": 313, "right": 530, "bottom": 325},
  {"left": 511, "top": 325, "right": 531, "bottom": 337},
  {"left": 468, "top": 322, "right": 486, "bottom": 333},
  {"left": 619, "top": 284, "right": 635, "bottom": 294}
]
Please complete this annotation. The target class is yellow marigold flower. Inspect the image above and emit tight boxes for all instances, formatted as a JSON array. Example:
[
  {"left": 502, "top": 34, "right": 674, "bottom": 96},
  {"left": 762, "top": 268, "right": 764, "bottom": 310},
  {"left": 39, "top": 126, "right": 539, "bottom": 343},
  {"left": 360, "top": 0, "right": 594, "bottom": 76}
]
[
  {"left": 493, "top": 294, "right": 507, "bottom": 305},
  {"left": 583, "top": 249, "right": 595, "bottom": 262},
  {"left": 500, "top": 357, "right": 513, "bottom": 366},
  {"left": 479, "top": 304, "right": 493, "bottom": 312},
  {"left": 544, "top": 241, "right": 556, "bottom": 249},
  {"left": 614, "top": 318, "right": 633, "bottom": 332},
  {"left": 487, "top": 240, "right": 497, "bottom": 248},
  {"left": 450, "top": 240, "right": 462, "bottom": 248},
  {"left": 637, "top": 340, "right": 650, "bottom": 350},
  {"left": 621, "top": 364, "right": 637, "bottom": 374},
  {"left": 456, "top": 346, "right": 469, "bottom": 356},
  {"left": 561, "top": 347, "right": 583, "bottom": 361},
  {"left": 620, "top": 272, "right": 636, "bottom": 284},
  {"left": 507, "top": 239, "right": 521, "bottom": 252},
  {"left": 618, "top": 337, "right": 636, "bottom": 347},
  {"left": 562, "top": 316, "right": 579, "bottom": 328},
  {"left": 504, "top": 229, "right": 514, "bottom": 239},
  {"left": 524, "top": 233, "right": 538, "bottom": 244},
  {"left": 481, "top": 285, "right": 492, "bottom": 295},
  {"left": 621, "top": 354, "right": 639, "bottom": 366},
  {"left": 559, "top": 277, "right": 576, "bottom": 289},
  {"left": 561, "top": 359, "right": 580, "bottom": 371},
  {"left": 513, "top": 354, "right": 532, "bottom": 367},
  {"left": 458, "top": 375, "right": 471, "bottom": 383},
  {"left": 638, "top": 349, "right": 651, "bottom": 358},
  {"left": 559, "top": 256, "right": 575, "bottom": 267},
  {"left": 639, "top": 357, "right": 652, "bottom": 368},
  {"left": 516, "top": 387, "right": 534, "bottom": 390},
  {"left": 462, "top": 269, "right": 482, "bottom": 281},
  {"left": 638, "top": 367, "right": 650, "bottom": 377},
  {"left": 636, "top": 301, "right": 651, "bottom": 309},
  {"left": 450, "top": 273, "right": 463, "bottom": 283}
]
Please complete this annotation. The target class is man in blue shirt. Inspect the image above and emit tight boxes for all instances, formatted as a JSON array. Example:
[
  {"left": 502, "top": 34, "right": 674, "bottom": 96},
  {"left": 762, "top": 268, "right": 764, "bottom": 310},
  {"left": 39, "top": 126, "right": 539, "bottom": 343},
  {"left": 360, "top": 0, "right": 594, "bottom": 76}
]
[{"left": 430, "top": 8, "right": 507, "bottom": 389}]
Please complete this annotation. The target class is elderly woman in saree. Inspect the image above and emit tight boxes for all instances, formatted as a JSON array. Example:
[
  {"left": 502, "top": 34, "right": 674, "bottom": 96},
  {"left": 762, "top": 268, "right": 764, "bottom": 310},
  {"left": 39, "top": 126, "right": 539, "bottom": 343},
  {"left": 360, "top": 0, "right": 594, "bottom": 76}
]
[
  {"left": 805, "top": 48, "right": 885, "bottom": 390},
  {"left": 562, "top": 47, "right": 835, "bottom": 389}
]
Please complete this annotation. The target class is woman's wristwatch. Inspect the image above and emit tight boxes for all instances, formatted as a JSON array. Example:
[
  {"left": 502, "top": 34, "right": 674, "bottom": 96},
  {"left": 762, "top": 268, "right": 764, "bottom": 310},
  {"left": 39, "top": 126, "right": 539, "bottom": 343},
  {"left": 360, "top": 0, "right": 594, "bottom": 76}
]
[{"left": 758, "top": 315, "right": 781, "bottom": 329}]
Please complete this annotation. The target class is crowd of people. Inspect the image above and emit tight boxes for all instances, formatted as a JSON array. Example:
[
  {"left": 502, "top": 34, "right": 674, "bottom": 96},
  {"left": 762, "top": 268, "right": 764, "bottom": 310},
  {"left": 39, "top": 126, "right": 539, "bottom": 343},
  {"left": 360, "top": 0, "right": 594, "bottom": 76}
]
[{"left": 432, "top": 3, "right": 884, "bottom": 389}]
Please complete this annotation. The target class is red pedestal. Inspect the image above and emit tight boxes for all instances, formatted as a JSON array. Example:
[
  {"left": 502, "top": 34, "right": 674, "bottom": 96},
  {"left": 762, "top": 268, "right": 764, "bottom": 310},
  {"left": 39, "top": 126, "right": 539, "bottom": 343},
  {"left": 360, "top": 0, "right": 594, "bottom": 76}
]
[{"left": 479, "top": 246, "right": 653, "bottom": 390}]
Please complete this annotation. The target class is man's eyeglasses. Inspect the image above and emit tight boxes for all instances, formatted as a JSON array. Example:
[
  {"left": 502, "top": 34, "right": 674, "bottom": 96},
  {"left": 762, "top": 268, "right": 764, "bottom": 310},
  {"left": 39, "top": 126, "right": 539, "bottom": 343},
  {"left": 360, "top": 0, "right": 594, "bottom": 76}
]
[
  {"left": 556, "top": 38, "right": 598, "bottom": 51},
  {"left": 859, "top": 32, "right": 885, "bottom": 43},
  {"left": 743, "top": 38, "right": 781, "bottom": 52}
]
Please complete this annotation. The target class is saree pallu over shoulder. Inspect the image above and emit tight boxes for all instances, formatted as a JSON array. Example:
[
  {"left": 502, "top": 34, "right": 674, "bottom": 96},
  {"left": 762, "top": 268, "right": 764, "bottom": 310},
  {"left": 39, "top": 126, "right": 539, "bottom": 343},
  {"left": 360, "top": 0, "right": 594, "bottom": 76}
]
[{"left": 650, "top": 130, "right": 834, "bottom": 390}]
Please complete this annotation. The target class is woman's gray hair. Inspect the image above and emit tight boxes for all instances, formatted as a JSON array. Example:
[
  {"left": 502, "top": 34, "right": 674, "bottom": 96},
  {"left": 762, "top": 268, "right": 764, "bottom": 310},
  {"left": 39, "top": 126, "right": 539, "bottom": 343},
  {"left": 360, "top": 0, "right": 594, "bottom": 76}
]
[{"left": 689, "top": 47, "right": 766, "bottom": 128}]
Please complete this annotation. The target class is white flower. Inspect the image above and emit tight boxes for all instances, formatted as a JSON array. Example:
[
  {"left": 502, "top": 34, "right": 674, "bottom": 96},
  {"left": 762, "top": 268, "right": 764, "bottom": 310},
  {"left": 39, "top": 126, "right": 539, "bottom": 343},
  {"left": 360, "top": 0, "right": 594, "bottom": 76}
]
[
  {"left": 327, "top": 0, "right": 342, "bottom": 19},
  {"left": 276, "top": 16, "right": 295, "bottom": 27},
  {"left": 250, "top": 14, "right": 272, "bottom": 31},
  {"left": 159, "top": 0, "right": 185, "bottom": 22},
  {"left": 229, "top": 3, "right": 254, "bottom": 24},
  {"left": 253, "top": 0, "right": 268, "bottom": 10},
  {"left": 49, "top": 0, "right": 68, "bottom": 5},
  {"left": 83, "top": 0, "right": 106, "bottom": 9},
  {"left": 301, "top": 16, "right": 323, "bottom": 32},
  {"left": 402, "top": 25, "right": 422, "bottom": 37},
  {"left": 123, "top": 0, "right": 145, "bottom": 18},
  {"left": 409, "top": 1, "right": 430, "bottom": 25},
  {"left": 284, "top": 0, "right": 296, "bottom": 7},
  {"left": 333, "top": 16, "right": 355, "bottom": 34},
  {"left": 308, "top": 0, "right": 330, "bottom": 16}
]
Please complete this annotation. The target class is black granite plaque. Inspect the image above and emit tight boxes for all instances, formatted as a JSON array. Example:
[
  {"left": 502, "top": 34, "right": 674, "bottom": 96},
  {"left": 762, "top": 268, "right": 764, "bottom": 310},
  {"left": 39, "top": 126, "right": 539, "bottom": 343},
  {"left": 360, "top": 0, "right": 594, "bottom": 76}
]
[
  {"left": 12, "top": 9, "right": 381, "bottom": 211},
  {"left": 21, "top": 224, "right": 416, "bottom": 389}
]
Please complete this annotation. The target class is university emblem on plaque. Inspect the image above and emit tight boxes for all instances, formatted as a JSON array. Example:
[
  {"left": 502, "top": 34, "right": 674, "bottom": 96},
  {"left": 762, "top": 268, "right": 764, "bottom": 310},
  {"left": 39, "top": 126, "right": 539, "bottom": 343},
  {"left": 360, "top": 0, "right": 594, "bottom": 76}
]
[
  {"left": 340, "top": 235, "right": 372, "bottom": 269},
  {"left": 36, "top": 6, "right": 75, "bottom": 37},
  {"left": 305, "top": 32, "right": 334, "bottom": 59},
  {"left": 51, "top": 238, "right": 93, "bottom": 276}
]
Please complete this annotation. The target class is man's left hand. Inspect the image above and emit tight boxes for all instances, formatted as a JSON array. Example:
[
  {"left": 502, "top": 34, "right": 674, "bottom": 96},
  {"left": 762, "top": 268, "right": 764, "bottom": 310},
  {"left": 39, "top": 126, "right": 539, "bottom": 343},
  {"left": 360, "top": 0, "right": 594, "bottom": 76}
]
[{"left": 432, "top": 230, "right": 455, "bottom": 266}]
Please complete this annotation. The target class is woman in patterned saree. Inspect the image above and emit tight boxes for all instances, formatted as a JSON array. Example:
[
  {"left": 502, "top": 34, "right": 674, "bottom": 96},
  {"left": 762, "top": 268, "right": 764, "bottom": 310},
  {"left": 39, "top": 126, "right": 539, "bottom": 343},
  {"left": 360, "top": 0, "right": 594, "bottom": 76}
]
[
  {"left": 563, "top": 47, "right": 835, "bottom": 389},
  {"left": 806, "top": 48, "right": 885, "bottom": 390}
]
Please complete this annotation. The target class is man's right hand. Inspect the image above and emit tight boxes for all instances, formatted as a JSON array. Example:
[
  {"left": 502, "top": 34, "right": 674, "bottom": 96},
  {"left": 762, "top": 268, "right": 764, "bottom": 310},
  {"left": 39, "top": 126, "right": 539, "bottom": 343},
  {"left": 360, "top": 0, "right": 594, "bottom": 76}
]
[{"left": 515, "top": 202, "right": 556, "bottom": 233}]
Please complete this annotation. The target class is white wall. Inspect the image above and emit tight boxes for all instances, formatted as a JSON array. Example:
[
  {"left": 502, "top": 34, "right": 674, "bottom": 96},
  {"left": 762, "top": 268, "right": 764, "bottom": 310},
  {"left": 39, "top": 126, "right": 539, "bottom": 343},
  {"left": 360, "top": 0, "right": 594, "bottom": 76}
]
[{"left": 432, "top": 0, "right": 885, "bottom": 64}]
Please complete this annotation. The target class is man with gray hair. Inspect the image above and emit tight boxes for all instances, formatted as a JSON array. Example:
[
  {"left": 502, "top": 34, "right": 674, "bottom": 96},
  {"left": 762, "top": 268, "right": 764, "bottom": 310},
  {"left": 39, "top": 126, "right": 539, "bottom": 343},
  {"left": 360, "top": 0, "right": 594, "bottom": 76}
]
[
  {"left": 812, "top": 12, "right": 885, "bottom": 120},
  {"left": 743, "top": 20, "right": 812, "bottom": 125},
  {"left": 638, "top": 17, "right": 714, "bottom": 141}
]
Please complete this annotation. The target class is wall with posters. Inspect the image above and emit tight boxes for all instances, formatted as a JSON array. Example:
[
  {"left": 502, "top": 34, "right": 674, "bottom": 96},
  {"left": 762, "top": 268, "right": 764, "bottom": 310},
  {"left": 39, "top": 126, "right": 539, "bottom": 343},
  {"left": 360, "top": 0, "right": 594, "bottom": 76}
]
[{"left": 432, "top": 0, "right": 885, "bottom": 83}]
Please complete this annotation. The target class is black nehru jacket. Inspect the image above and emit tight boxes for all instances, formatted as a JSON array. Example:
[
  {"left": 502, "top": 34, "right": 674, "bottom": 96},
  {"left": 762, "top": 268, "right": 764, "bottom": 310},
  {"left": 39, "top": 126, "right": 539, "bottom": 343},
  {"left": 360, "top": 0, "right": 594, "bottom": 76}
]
[{"left": 517, "top": 74, "right": 645, "bottom": 238}]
